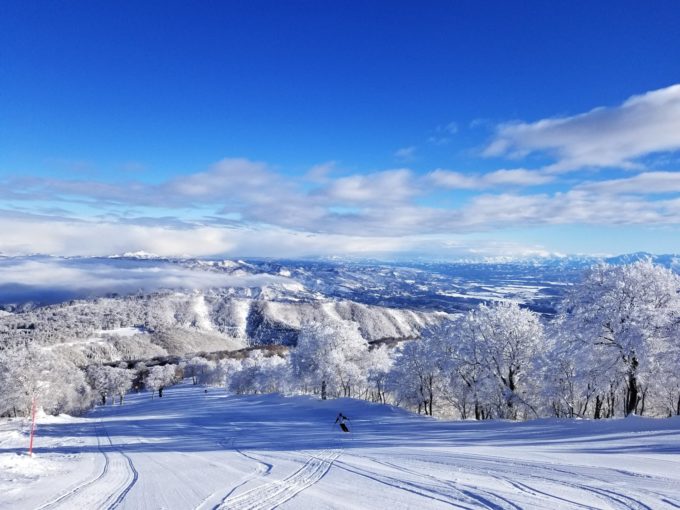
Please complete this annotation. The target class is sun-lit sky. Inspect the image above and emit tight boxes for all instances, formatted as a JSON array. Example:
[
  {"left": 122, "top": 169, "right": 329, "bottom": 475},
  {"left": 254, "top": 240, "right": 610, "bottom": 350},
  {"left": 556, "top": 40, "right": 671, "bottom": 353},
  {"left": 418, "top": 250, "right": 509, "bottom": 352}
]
[{"left": 1, "top": 2, "right": 680, "bottom": 259}]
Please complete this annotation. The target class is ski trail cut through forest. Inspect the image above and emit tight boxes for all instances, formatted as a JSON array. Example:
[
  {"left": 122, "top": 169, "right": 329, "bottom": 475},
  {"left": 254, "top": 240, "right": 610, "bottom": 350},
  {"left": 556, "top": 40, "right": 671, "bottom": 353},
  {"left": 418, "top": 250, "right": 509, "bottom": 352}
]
[{"left": 7, "top": 385, "right": 680, "bottom": 510}]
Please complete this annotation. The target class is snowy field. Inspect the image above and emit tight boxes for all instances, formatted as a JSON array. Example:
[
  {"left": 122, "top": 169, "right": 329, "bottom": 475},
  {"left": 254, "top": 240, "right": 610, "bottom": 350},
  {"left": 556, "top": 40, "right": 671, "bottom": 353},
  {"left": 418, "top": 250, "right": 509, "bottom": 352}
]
[{"left": 1, "top": 384, "right": 680, "bottom": 510}]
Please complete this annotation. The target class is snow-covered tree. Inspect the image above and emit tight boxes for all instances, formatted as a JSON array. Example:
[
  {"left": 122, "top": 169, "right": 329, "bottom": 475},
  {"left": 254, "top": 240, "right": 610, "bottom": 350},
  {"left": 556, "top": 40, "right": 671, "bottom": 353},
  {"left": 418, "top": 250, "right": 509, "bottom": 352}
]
[
  {"left": 290, "top": 319, "right": 369, "bottom": 399},
  {"left": 227, "top": 351, "right": 289, "bottom": 395},
  {"left": 1, "top": 344, "right": 95, "bottom": 417},
  {"left": 145, "top": 364, "right": 178, "bottom": 398},
  {"left": 388, "top": 338, "right": 442, "bottom": 415},
  {"left": 363, "top": 345, "right": 394, "bottom": 403},
  {"left": 88, "top": 365, "right": 113, "bottom": 405},
  {"left": 428, "top": 303, "right": 544, "bottom": 419},
  {"left": 87, "top": 365, "right": 135, "bottom": 405},
  {"left": 256, "top": 354, "right": 292, "bottom": 394},
  {"left": 560, "top": 260, "right": 680, "bottom": 416},
  {"left": 469, "top": 302, "right": 544, "bottom": 419},
  {"left": 421, "top": 319, "right": 490, "bottom": 420},
  {"left": 210, "top": 358, "right": 241, "bottom": 388},
  {"left": 185, "top": 356, "right": 213, "bottom": 385}
]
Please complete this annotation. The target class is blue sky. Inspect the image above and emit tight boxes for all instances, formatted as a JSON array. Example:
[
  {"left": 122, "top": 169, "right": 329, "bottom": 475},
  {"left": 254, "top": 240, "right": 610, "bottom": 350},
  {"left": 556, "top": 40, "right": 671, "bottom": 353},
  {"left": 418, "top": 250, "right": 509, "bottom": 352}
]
[{"left": 1, "top": 1, "right": 680, "bottom": 258}]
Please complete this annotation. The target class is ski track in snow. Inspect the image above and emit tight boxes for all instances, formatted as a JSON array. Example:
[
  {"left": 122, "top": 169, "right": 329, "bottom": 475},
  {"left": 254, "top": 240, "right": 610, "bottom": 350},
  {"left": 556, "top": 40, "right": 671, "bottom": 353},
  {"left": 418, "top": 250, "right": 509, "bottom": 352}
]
[
  {"left": 217, "top": 448, "right": 341, "bottom": 510},
  {"left": 194, "top": 437, "right": 274, "bottom": 510},
  {"left": 3, "top": 384, "right": 680, "bottom": 509},
  {"left": 376, "top": 451, "right": 670, "bottom": 510},
  {"left": 34, "top": 422, "right": 111, "bottom": 510},
  {"left": 332, "top": 458, "right": 479, "bottom": 509},
  {"left": 457, "top": 453, "right": 668, "bottom": 509},
  {"left": 99, "top": 420, "right": 139, "bottom": 510},
  {"left": 34, "top": 420, "right": 138, "bottom": 510}
]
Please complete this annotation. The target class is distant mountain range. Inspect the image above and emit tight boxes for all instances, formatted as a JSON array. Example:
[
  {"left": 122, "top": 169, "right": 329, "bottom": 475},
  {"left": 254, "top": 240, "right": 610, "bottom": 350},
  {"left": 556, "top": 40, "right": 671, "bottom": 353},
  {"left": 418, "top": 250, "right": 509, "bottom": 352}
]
[{"left": 0, "top": 251, "right": 678, "bottom": 311}]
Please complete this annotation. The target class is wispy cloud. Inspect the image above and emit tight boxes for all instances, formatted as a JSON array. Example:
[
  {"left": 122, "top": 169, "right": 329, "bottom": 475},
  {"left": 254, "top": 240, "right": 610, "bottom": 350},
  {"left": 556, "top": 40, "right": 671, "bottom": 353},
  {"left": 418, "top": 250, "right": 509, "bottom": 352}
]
[
  {"left": 428, "top": 122, "right": 459, "bottom": 145},
  {"left": 577, "top": 171, "right": 680, "bottom": 194},
  {"left": 427, "top": 168, "right": 553, "bottom": 189},
  {"left": 394, "top": 146, "right": 417, "bottom": 161},
  {"left": 318, "top": 169, "right": 417, "bottom": 204},
  {"left": 0, "top": 257, "right": 295, "bottom": 304},
  {"left": 485, "top": 83, "right": 680, "bottom": 172},
  {"left": 304, "top": 161, "right": 337, "bottom": 183},
  {"left": 2, "top": 152, "right": 680, "bottom": 257},
  {"left": 461, "top": 190, "right": 676, "bottom": 228},
  {"left": 0, "top": 213, "right": 424, "bottom": 257}
]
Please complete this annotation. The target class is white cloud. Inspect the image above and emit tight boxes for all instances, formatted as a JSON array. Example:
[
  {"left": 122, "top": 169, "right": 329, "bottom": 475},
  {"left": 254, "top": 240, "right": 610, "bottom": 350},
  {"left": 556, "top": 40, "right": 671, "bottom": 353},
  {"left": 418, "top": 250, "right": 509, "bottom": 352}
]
[
  {"left": 577, "top": 171, "right": 680, "bottom": 194},
  {"left": 485, "top": 84, "right": 680, "bottom": 172},
  {"left": 319, "top": 169, "right": 417, "bottom": 204},
  {"left": 2, "top": 147, "right": 680, "bottom": 259},
  {"left": 0, "top": 214, "right": 421, "bottom": 258},
  {"left": 427, "top": 170, "right": 479, "bottom": 189},
  {"left": 444, "top": 122, "right": 458, "bottom": 135},
  {"left": 394, "top": 146, "right": 416, "bottom": 161},
  {"left": 304, "top": 161, "right": 337, "bottom": 183},
  {"left": 427, "top": 168, "right": 553, "bottom": 189},
  {"left": 428, "top": 122, "right": 459, "bottom": 145},
  {"left": 483, "top": 169, "right": 554, "bottom": 186},
  {"left": 163, "top": 158, "right": 290, "bottom": 208},
  {"left": 0, "top": 258, "right": 295, "bottom": 302},
  {"left": 460, "top": 190, "right": 674, "bottom": 228},
  {"left": 440, "top": 239, "right": 557, "bottom": 259}
]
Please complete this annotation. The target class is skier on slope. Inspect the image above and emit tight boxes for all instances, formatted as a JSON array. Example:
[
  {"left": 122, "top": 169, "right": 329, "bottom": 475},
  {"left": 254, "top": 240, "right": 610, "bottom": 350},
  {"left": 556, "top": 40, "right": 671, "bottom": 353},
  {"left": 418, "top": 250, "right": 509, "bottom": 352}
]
[{"left": 335, "top": 412, "right": 350, "bottom": 432}]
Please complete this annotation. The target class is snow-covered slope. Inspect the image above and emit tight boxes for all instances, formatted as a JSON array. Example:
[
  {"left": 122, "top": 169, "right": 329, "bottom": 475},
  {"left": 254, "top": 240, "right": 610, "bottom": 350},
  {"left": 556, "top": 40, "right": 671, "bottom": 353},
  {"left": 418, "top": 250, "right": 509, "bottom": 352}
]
[
  {"left": 0, "top": 289, "right": 445, "bottom": 363},
  {"left": 1, "top": 383, "right": 679, "bottom": 509}
]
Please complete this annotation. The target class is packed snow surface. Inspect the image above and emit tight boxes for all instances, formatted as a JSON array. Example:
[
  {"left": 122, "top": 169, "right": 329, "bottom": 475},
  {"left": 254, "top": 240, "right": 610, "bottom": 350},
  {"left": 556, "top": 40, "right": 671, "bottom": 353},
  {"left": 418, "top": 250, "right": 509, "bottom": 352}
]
[{"left": 1, "top": 384, "right": 679, "bottom": 509}]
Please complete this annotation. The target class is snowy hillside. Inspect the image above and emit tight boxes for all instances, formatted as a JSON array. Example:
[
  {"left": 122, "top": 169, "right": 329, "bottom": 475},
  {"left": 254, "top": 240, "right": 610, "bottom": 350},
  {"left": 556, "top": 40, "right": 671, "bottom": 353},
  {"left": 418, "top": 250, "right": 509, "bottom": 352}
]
[
  {"left": 0, "top": 289, "right": 445, "bottom": 363},
  {"left": 1, "top": 383, "right": 679, "bottom": 509}
]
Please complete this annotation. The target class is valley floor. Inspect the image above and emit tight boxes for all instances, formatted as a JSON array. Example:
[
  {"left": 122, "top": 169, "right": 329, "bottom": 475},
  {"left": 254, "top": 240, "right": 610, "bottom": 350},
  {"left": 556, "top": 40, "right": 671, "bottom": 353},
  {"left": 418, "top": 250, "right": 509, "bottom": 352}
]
[{"left": 1, "top": 384, "right": 680, "bottom": 509}]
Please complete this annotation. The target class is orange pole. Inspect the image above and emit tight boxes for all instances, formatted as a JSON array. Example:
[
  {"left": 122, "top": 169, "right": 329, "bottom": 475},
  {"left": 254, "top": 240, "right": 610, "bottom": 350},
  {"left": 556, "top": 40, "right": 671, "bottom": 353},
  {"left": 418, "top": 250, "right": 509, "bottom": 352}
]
[{"left": 28, "top": 396, "right": 37, "bottom": 457}]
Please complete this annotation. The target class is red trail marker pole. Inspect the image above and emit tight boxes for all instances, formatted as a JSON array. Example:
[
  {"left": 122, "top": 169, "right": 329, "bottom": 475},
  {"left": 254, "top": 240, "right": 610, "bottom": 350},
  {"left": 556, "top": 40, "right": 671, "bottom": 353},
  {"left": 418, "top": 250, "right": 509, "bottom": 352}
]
[{"left": 28, "top": 396, "right": 37, "bottom": 457}]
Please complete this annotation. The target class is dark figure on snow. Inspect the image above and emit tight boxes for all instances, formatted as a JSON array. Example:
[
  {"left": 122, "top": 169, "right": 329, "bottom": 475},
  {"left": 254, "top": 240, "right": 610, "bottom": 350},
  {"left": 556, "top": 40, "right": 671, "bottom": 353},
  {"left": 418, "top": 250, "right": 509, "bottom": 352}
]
[{"left": 335, "top": 412, "right": 350, "bottom": 432}]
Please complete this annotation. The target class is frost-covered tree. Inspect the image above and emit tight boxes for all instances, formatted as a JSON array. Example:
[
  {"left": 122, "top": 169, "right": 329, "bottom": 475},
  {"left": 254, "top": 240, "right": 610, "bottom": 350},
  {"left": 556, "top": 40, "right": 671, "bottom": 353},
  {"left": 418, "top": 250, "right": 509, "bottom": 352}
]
[
  {"left": 290, "top": 320, "right": 369, "bottom": 399},
  {"left": 468, "top": 302, "right": 544, "bottom": 419},
  {"left": 185, "top": 356, "right": 213, "bottom": 385},
  {"left": 88, "top": 366, "right": 113, "bottom": 405},
  {"left": 363, "top": 345, "right": 393, "bottom": 403},
  {"left": 145, "top": 364, "right": 178, "bottom": 398},
  {"left": 228, "top": 356, "right": 257, "bottom": 395},
  {"left": 560, "top": 261, "right": 680, "bottom": 416},
  {"left": 110, "top": 367, "right": 134, "bottom": 404},
  {"left": 87, "top": 365, "right": 135, "bottom": 405},
  {"left": 428, "top": 303, "right": 544, "bottom": 420},
  {"left": 423, "top": 319, "right": 489, "bottom": 420},
  {"left": 210, "top": 358, "right": 241, "bottom": 388},
  {"left": 228, "top": 352, "right": 290, "bottom": 395},
  {"left": 0, "top": 345, "right": 43, "bottom": 416},
  {"left": 256, "top": 354, "right": 292, "bottom": 394},
  {"left": 1, "top": 344, "right": 94, "bottom": 417},
  {"left": 388, "top": 338, "right": 442, "bottom": 415}
]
